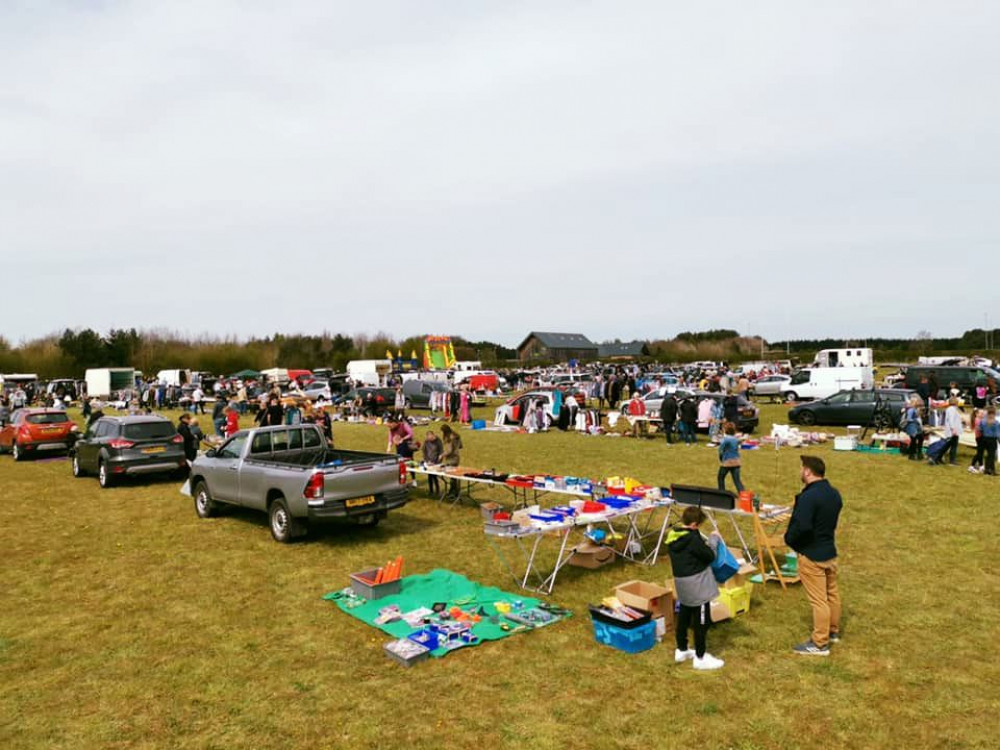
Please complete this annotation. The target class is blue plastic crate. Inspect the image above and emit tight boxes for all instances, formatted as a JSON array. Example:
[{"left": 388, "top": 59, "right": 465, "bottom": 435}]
[{"left": 591, "top": 618, "right": 657, "bottom": 653}]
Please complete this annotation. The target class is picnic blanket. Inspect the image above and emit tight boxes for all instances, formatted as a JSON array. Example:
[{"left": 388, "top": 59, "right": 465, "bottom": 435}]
[{"left": 324, "top": 568, "right": 559, "bottom": 657}]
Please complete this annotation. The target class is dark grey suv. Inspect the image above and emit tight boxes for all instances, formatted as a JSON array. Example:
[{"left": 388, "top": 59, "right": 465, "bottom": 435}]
[{"left": 71, "top": 415, "right": 187, "bottom": 488}]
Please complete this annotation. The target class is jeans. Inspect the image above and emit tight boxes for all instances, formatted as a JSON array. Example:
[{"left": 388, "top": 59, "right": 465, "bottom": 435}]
[
  {"left": 213, "top": 418, "right": 226, "bottom": 437},
  {"left": 679, "top": 421, "right": 697, "bottom": 444},
  {"left": 663, "top": 422, "right": 675, "bottom": 444},
  {"left": 718, "top": 465, "right": 745, "bottom": 493},
  {"left": 675, "top": 602, "right": 712, "bottom": 657},
  {"left": 798, "top": 555, "right": 841, "bottom": 648},
  {"left": 985, "top": 439, "right": 997, "bottom": 475}
]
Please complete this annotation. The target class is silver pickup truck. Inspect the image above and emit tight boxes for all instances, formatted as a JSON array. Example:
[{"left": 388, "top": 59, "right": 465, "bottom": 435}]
[{"left": 186, "top": 424, "right": 409, "bottom": 542}]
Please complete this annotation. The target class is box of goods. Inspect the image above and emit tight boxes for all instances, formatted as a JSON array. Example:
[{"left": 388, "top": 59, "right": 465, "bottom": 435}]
[
  {"left": 480, "top": 502, "right": 503, "bottom": 521},
  {"left": 349, "top": 568, "right": 402, "bottom": 600},
  {"left": 471, "top": 419, "right": 486, "bottom": 430},
  {"left": 384, "top": 638, "right": 431, "bottom": 667},
  {"left": 615, "top": 580, "right": 675, "bottom": 627},
  {"left": 484, "top": 519, "right": 521, "bottom": 536},
  {"left": 833, "top": 436, "right": 857, "bottom": 451},
  {"left": 567, "top": 542, "right": 616, "bottom": 569},
  {"left": 716, "top": 582, "right": 752, "bottom": 618},
  {"left": 721, "top": 561, "right": 757, "bottom": 590},
  {"left": 590, "top": 616, "right": 657, "bottom": 654}
]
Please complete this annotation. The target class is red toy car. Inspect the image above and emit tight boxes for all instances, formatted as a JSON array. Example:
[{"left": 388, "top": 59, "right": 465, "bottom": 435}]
[{"left": 0, "top": 408, "right": 79, "bottom": 461}]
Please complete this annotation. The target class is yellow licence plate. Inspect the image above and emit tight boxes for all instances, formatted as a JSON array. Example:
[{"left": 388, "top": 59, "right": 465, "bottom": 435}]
[
  {"left": 143, "top": 447, "right": 166, "bottom": 454},
  {"left": 345, "top": 495, "right": 375, "bottom": 508}
]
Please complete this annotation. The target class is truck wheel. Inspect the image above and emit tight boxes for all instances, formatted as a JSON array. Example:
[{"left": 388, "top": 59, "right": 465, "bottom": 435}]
[
  {"left": 72, "top": 454, "right": 86, "bottom": 478},
  {"left": 269, "top": 496, "right": 306, "bottom": 543},
  {"left": 98, "top": 459, "right": 115, "bottom": 489},
  {"left": 193, "top": 481, "right": 218, "bottom": 518},
  {"left": 784, "top": 392, "right": 798, "bottom": 403},
  {"left": 12, "top": 442, "right": 23, "bottom": 461}
]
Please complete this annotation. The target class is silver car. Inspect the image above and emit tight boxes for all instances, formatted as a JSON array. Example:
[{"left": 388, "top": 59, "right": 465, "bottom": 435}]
[{"left": 751, "top": 374, "right": 791, "bottom": 400}]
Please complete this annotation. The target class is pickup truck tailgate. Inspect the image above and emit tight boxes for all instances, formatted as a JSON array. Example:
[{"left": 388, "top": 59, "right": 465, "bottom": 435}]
[{"left": 307, "top": 456, "right": 408, "bottom": 519}]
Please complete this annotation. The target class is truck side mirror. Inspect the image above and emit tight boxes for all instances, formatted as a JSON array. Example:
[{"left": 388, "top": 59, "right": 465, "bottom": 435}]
[{"left": 205, "top": 448, "right": 217, "bottom": 458}]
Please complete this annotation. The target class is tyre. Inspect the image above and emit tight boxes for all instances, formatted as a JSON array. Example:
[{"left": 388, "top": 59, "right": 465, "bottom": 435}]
[
  {"left": 268, "top": 496, "right": 306, "bottom": 543},
  {"left": 784, "top": 392, "right": 798, "bottom": 403},
  {"left": 72, "top": 454, "right": 86, "bottom": 478},
  {"left": 193, "top": 481, "right": 218, "bottom": 518},
  {"left": 97, "top": 459, "right": 114, "bottom": 489},
  {"left": 797, "top": 410, "right": 816, "bottom": 426},
  {"left": 11, "top": 442, "right": 23, "bottom": 461}
]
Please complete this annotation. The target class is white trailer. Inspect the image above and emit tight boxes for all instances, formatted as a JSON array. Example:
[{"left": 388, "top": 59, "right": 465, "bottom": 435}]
[
  {"left": 85, "top": 368, "right": 137, "bottom": 398},
  {"left": 812, "top": 348, "right": 873, "bottom": 368},
  {"left": 156, "top": 369, "right": 192, "bottom": 387}
]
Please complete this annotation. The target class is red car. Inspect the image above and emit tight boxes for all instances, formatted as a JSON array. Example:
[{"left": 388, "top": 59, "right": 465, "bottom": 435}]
[{"left": 0, "top": 408, "right": 79, "bottom": 461}]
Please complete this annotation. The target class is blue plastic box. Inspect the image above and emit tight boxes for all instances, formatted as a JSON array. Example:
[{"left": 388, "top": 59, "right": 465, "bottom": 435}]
[
  {"left": 591, "top": 619, "right": 657, "bottom": 653},
  {"left": 472, "top": 419, "right": 486, "bottom": 430}
]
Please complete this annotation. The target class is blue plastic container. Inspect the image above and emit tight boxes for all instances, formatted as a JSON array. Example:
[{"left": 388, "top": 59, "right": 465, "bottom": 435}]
[
  {"left": 472, "top": 419, "right": 486, "bottom": 430},
  {"left": 591, "top": 619, "right": 657, "bottom": 653}
]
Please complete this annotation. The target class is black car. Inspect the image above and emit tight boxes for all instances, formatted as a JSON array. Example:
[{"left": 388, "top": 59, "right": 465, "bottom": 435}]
[
  {"left": 71, "top": 415, "right": 187, "bottom": 488},
  {"left": 687, "top": 391, "right": 760, "bottom": 434},
  {"left": 334, "top": 387, "right": 398, "bottom": 414},
  {"left": 788, "top": 388, "right": 915, "bottom": 429}
]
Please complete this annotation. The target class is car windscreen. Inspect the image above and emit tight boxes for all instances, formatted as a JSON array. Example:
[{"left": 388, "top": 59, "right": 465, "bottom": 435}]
[
  {"left": 26, "top": 413, "right": 69, "bottom": 424},
  {"left": 123, "top": 422, "right": 176, "bottom": 440}
]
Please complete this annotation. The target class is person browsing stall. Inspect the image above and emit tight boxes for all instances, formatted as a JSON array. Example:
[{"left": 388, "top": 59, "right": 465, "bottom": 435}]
[
  {"left": 421, "top": 430, "right": 443, "bottom": 497},
  {"left": 716, "top": 422, "right": 745, "bottom": 493},
  {"left": 666, "top": 506, "right": 725, "bottom": 671},
  {"left": 785, "top": 455, "right": 843, "bottom": 656},
  {"left": 439, "top": 424, "right": 463, "bottom": 500},
  {"left": 386, "top": 415, "right": 418, "bottom": 487}
]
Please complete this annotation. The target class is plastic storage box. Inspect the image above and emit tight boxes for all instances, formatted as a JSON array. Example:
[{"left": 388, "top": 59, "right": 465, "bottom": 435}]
[
  {"left": 591, "top": 618, "right": 657, "bottom": 653},
  {"left": 716, "top": 582, "right": 752, "bottom": 617},
  {"left": 349, "top": 568, "right": 402, "bottom": 600}
]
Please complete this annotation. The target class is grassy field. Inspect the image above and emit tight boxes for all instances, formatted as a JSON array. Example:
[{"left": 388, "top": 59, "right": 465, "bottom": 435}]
[{"left": 1, "top": 402, "right": 996, "bottom": 749}]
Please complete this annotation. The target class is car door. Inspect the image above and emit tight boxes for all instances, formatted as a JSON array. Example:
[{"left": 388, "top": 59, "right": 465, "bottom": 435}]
[
  {"left": 0, "top": 413, "right": 17, "bottom": 450},
  {"left": 815, "top": 392, "right": 851, "bottom": 424},
  {"left": 209, "top": 433, "right": 248, "bottom": 503},
  {"left": 847, "top": 391, "right": 876, "bottom": 425},
  {"left": 84, "top": 420, "right": 115, "bottom": 470}
]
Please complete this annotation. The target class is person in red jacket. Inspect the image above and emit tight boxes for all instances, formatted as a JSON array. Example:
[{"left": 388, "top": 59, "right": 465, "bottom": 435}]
[
  {"left": 225, "top": 405, "right": 241, "bottom": 437},
  {"left": 627, "top": 391, "right": 648, "bottom": 438}
]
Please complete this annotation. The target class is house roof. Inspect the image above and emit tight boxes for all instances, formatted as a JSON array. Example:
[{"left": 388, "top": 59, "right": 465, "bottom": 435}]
[
  {"left": 598, "top": 341, "right": 649, "bottom": 358},
  {"left": 518, "top": 331, "right": 598, "bottom": 351}
]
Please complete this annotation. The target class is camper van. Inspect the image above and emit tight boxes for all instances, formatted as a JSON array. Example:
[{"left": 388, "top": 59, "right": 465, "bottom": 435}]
[
  {"left": 780, "top": 366, "right": 874, "bottom": 402},
  {"left": 85, "top": 368, "right": 137, "bottom": 398},
  {"left": 812, "top": 348, "right": 873, "bottom": 369},
  {"left": 346, "top": 360, "right": 392, "bottom": 387}
]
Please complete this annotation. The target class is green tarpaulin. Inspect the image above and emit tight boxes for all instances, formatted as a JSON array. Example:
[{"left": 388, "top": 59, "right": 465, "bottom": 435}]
[{"left": 324, "top": 569, "right": 564, "bottom": 657}]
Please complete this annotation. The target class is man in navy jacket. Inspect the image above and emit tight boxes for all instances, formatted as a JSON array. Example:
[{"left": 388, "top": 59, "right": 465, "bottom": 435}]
[{"left": 785, "top": 455, "right": 843, "bottom": 656}]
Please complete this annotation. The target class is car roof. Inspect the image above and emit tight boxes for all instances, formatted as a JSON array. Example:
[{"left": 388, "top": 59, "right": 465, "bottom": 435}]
[
  {"left": 19, "top": 407, "right": 69, "bottom": 414},
  {"left": 99, "top": 415, "right": 172, "bottom": 424}
]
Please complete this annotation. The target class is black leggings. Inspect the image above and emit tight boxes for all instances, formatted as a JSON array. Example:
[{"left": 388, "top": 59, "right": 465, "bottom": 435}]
[
  {"left": 676, "top": 602, "right": 712, "bottom": 657},
  {"left": 907, "top": 432, "right": 924, "bottom": 459}
]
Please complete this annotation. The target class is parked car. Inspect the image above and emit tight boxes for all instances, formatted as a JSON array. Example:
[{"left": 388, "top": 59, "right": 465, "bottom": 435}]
[
  {"left": 788, "top": 388, "right": 915, "bottom": 428},
  {"left": 631, "top": 387, "right": 696, "bottom": 417},
  {"left": 751, "top": 374, "right": 791, "bottom": 400},
  {"left": 302, "top": 379, "right": 333, "bottom": 401},
  {"left": 71, "top": 415, "right": 187, "bottom": 488},
  {"left": 401, "top": 379, "right": 448, "bottom": 409},
  {"left": 0, "top": 408, "right": 79, "bottom": 460},
  {"left": 334, "top": 387, "right": 397, "bottom": 413},
  {"left": 187, "top": 424, "right": 409, "bottom": 542},
  {"left": 494, "top": 387, "right": 588, "bottom": 426},
  {"left": 902, "top": 365, "right": 1000, "bottom": 398}
]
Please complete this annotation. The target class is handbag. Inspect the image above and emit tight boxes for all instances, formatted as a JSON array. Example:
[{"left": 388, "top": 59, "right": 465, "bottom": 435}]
[{"left": 711, "top": 538, "right": 740, "bottom": 583}]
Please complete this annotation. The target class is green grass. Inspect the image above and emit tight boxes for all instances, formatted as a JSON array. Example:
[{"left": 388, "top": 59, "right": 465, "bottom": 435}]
[{"left": 1, "top": 403, "right": 996, "bottom": 749}]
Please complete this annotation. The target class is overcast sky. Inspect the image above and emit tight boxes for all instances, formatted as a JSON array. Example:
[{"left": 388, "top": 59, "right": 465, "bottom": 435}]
[{"left": 2, "top": 1, "right": 997, "bottom": 347}]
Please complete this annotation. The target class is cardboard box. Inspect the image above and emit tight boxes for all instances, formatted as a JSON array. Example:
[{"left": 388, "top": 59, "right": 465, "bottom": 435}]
[
  {"left": 615, "top": 580, "right": 674, "bottom": 622},
  {"left": 721, "top": 561, "right": 758, "bottom": 590},
  {"left": 567, "top": 542, "right": 616, "bottom": 569},
  {"left": 709, "top": 598, "right": 732, "bottom": 622}
]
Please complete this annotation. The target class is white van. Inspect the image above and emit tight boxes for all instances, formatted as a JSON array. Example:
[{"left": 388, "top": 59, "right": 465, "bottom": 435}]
[
  {"left": 780, "top": 366, "right": 874, "bottom": 402},
  {"left": 346, "top": 359, "right": 392, "bottom": 387}
]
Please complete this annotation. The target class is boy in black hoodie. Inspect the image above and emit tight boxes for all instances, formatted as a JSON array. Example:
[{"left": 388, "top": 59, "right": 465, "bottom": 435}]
[{"left": 666, "top": 506, "right": 724, "bottom": 671}]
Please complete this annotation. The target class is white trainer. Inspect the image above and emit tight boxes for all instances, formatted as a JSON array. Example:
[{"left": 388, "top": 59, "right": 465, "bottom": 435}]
[
  {"left": 674, "top": 648, "right": 696, "bottom": 663},
  {"left": 693, "top": 653, "right": 725, "bottom": 671}
]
